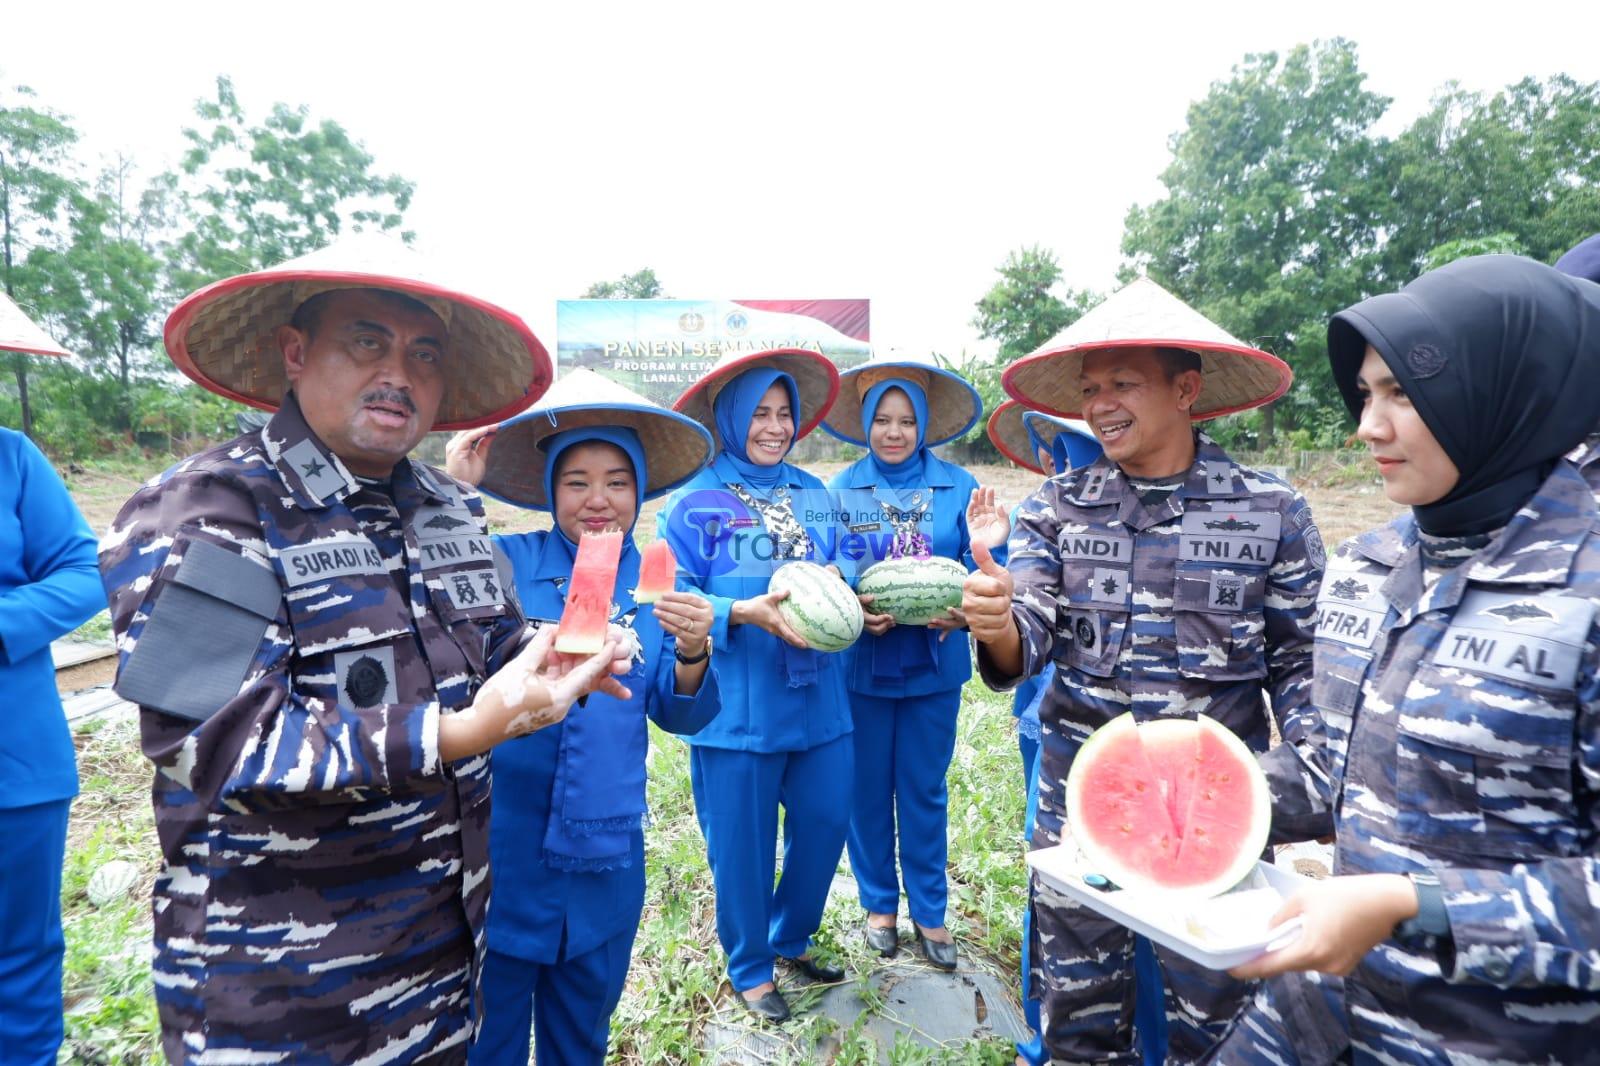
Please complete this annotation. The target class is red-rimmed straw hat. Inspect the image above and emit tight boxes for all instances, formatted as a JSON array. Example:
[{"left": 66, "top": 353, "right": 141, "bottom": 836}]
[
  {"left": 163, "top": 236, "right": 553, "bottom": 431},
  {"left": 0, "top": 291, "right": 71, "bottom": 358},
  {"left": 673, "top": 346, "right": 840, "bottom": 445},
  {"left": 987, "top": 400, "right": 1100, "bottom": 474},
  {"left": 1002, "top": 277, "right": 1291, "bottom": 420}
]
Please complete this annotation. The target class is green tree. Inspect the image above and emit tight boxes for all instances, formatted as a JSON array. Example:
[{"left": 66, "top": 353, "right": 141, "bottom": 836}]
[
  {"left": 168, "top": 75, "right": 414, "bottom": 294},
  {"left": 1121, "top": 39, "right": 1390, "bottom": 445},
  {"left": 0, "top": 81, "right": 80, "bottom": 439},
  {"left": 583, "top": 268, "right": 667, "bottom": 299},
  {"left": 972, "top": 245, "right": 1099, "bottom": 362},
  {"left": 1380, "top": 76, "right": 1600, "bottom": 280}
]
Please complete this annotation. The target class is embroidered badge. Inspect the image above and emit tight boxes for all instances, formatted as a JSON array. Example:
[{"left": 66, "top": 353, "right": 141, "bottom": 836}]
[
  {"left": 1089, "top": 567, "right": 1129, "bottom": 606},
  {"left": 443, "top": 567, "right": 507, "bottom": 610},
  {"left": 282, "top": 440, "right": 347, "bottom": 501},
  {"left": 334, "top": 646, "right": 398, "bottom": 708},
  {"left": 1405, "top": 343, "right": 1447, "bottom": 379},
  {"left": 1081, "top": 470, "right": 1107, "bottom": 502},
  {"left": 1207, "top": 573, "right": 1246, "bottom": 611}
]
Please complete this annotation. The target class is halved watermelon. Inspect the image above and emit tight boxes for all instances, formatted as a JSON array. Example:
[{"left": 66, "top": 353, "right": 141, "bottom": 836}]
[
  {"left": 556, "top": 530, "right": 623, "bottom": 654},
  {"left": 1065, "top": 713, "right": 1268, "bottom": 899},
  {"left": 634, "top": 539, "right": 677, "bottom": 604}
]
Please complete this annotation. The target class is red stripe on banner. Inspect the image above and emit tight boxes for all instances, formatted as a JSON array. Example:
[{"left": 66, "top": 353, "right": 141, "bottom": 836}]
[{"left": 732, "top": 299, "right": 870, "bottom": 343}]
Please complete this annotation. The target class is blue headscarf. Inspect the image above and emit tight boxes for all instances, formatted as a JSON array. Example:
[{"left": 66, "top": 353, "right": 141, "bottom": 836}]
[
  {"left": 1556, "top": 233, "right": 1600, "bottom": 284},
  {"left": 1052, "top": 429, "right": 1104, "bottom": 474},
  {"left": 1023, "top": 412, "right": 1056, "bottom": 467},
  {"left": 709, "top": 367, "right": 820, "bottom": 687},
  {"left": 539, "top": 425, "right": 650, "bottom": 872},
  {"left": 860, "top": 379, "right": 929, "bottom": 489},
  {"left": 712, "top": 368, "right": 800, "bottom": 491}
]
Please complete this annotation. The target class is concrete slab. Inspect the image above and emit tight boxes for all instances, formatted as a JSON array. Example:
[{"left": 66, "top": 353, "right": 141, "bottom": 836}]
[{"left": 51, "top": 640, "right": 115, "bottom": 669}]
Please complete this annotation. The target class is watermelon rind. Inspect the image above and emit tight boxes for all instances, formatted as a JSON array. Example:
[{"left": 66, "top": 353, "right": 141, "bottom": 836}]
[
  {"left": 770, "top": 561, "right": 863, "bottom": 652},
  {"left": 1064, "top": 713, "right": 1269, "bottom": 900},
  {"left": 857, "top": 557, "right": 968, "bottom": 626}
]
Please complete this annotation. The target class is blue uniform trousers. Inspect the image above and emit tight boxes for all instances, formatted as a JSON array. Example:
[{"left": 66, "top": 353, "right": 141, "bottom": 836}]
[
  {"left": 470, "top": 931, "right": 636, "bottom": 1066},
  {"left": 0, "top": 799, "right": 70, "bottom": 1064},
  {"left": 1018, "top": 748, "right": 1168, "bottom": 1066},
  {"left": 689, "top": 734, "right": 853, "bottom": 992},
  {"left": 846, "top": 689, "right": 961, "bottom": 927}
]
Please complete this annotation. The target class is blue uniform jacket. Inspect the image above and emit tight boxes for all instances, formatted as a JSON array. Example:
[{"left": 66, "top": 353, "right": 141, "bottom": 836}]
[
  {"left": 487, "top": 529, "right": 721, "bottom": 963},
  {"left": 828, "top": 453, "right": 988, "bottom": 698},
  {"left": 657, "top": 463, "right": 855, "bottom": 752},
  {"left": 0, "top": 428, "right": 105, "bottom": 809}
]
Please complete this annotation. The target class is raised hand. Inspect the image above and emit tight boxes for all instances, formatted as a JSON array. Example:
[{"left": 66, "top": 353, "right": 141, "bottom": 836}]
[
  {"left": 966, "top": 486, "right": 1010, "bottom": 549},
  {"left": 444, "top": 425, "right": 498, "bottom": 487},
  {"left": 961, "top": 539, "right": 1016, "bottom": 645}
]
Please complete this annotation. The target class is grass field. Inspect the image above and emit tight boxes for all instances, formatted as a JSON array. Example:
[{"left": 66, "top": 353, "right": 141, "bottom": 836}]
[{"left": 54, "top": 454, "right": 1398, "bottom": 1064}]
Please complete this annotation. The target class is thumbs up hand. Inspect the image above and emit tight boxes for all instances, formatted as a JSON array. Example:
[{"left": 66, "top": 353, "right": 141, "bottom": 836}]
[{"left": 963, "top": 539, "right": 1016, "bottom": 645}]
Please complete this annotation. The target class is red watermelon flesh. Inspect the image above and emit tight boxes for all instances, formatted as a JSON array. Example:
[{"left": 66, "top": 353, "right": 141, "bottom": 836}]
[
  {"left": 634, "top": 539, "right": 677, "bottom": 604},
  {"left": 556, "top": 530, "right": 623, "bottom": 654},
  {"left": 1065, "top": 713, "right": 1268, "bottom": 899}
]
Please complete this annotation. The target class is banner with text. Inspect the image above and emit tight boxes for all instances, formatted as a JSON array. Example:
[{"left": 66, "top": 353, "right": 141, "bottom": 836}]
[{"left": 556, "top": 299, "right": 871, "bottom": 406}]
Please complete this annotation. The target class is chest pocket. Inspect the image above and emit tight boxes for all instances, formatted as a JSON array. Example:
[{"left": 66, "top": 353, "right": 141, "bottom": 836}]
[
  {"left": 1393, "top": 588, "right": 1591, "bottom": 861},
  {"left": 1053, "top": 525, "right": 1133, "bottom": 678},
  {"left": 278, "top": 538, "right": 413, "bottom": 708},
  {"left": 1312, "top": 564, "right": 1389, "bottom": 714},
  {"left": 1172, "top": 510, "right": 1280, "bottom": 681}
]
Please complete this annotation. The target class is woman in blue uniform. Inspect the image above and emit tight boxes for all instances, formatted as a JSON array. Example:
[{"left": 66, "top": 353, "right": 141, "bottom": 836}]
[
  {"left": 820, "top": 354, "right": 1005, "bottom": 968},
  {"left": 0, "top": 425, "right": 105, "bottom": 1064},
  {"left": 658, "top": 347, "right": 853, "bottom": 1022},
  {"left": 1223, "top": 255, "right": 1600, "bottom": 1064},
  {"left": 445, "top": 369, "right": 722, "bottom": 1065}
]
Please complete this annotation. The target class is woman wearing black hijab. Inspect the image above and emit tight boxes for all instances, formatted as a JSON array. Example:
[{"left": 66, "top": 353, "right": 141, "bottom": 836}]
[{"left": 1219, "top": 255, "right": 1600, "bottom": 1064}]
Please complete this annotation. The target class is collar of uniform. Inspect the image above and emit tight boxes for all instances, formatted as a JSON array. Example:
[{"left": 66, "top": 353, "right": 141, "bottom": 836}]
[
  {"left": 838, "top": 452, "right": 957, "bottom": 490},
  {"left": 261, "top": 393, "right": 360, "bottom": 509},
  {"left": 1460, "top": 462, "right": 1595, "bottom": 586},
  {"left": 1183, "top": 433, "right": 1248, "bottom": 499},
  {"left": 395, "top": 458, "right": 454, "bottom": 507},
  {"left": 1063, "top": 457, "right": 1125, "bottom": 508}
]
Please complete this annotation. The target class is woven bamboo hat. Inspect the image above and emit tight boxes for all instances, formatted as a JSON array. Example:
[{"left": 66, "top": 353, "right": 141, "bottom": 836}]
[
  {"left": 0, "top": 291, "right": 71, "bottom": 358},
  {"left": 987, "top": 400, "right": 1101, "bottom": 474},
  {"left": 673, "top": 346, "right": 840, "bottom": 444},
  {"left": 479, "top": 368, "right": 713, "bottom": 510},
  {"left": 821, "top": 351, "right": 982, "bottom": 448},
  {"left": 1002, "top": 277, "right": 1291, "bottom": 420},
  {"left": 163, "top": 236, "right": 553, "bottom": 430}
]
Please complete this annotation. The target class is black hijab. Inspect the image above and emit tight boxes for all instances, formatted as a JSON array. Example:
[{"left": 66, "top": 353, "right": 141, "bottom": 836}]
[{"left": 1328, "top": 254, "right": 1600, "bottom": 536}]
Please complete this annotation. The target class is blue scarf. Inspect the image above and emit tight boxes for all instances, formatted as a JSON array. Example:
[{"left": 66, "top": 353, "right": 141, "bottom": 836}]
[
  {"left": 540, "top": 426, "right": 651, "bottom": 872},
  {"left": 713, "top": 368, "right": 820, "bottom": 687},
  {"left": 860, "top": 379, "right": 942, "bottom": 683}
]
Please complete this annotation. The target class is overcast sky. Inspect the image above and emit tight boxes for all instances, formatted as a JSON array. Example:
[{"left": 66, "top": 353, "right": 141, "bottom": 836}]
[{"left": 5, "top": 1, "right": 1598, "bottom": 361}]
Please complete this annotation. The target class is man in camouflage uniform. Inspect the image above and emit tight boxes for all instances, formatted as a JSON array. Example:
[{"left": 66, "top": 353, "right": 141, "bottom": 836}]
[
  {"left": 99, "top": 243, "right": 629, "bottom": 1062},
  {"left": 962, "top": 278, "right": 1330, "bottom": 1065}
]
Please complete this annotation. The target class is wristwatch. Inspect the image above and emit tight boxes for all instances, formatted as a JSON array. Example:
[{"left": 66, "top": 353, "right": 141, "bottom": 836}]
[
  {"left": 1393, "top": 871, "right": 1450, "bottom": 941},
  {"left": 675, "top": 637, "right": 712, "bottom": 665}
]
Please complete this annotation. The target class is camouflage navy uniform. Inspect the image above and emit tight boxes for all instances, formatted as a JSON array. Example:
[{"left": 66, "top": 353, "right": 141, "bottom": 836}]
[
  {"left": 979, "top": 433, "right": 1328, "bottom": 1064},
  {"left": 99, "top": 393, "right": 529, "bottom": 1063},
  {"left": 1571, "top": 432, "right": 1600, "bottom": 496},
  {"left": 1219, "top": 460, "right": 1600, "bottom": 1065}
]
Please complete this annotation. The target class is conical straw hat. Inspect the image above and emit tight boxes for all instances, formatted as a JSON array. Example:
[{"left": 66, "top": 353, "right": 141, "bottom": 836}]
[
  {"left": 479, "top": 368, "right": 713, "bottom": 510},
  {"left": 0, "top": 291, "right": 71, "bottom": 358},
  {"left": 673, "top": 346, "right": 840, "bottom": 445},
  {"left": 1002, "top": 276, "right": 1291, "bottom": 420},
  {"left": 987, "top": 400, "right": 1100, "bottom": 474},
  {"left": 163, "top": 235, "right": 552, "bottom": 431},
  {"left": 821, "top": 351, "right": 982, "bottom": 448}
]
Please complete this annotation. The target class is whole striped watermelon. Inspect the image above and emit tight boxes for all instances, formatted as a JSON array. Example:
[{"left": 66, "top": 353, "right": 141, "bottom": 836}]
[
  {"left": 858, "top": 556, "right": 968, "bottom": 626},
  {"left": 770, "top": 561, "right": 863, "bottom": 652}
]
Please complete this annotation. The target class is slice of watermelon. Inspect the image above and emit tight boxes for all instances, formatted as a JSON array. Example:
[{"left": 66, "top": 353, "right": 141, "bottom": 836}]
[
  {"left": 634, "top": 539, "right": 677, "bottom": 604},
  {"left": 1065, "top": 713, "right": 1268, "bottom": 899},
  {"left": 555, "top": 530, "right": 623, "bottom": 654}
]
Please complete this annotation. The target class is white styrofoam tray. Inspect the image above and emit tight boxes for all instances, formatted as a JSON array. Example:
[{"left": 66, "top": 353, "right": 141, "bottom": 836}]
[{"left": 1026, "top": 844, "right": 1307, "bottom": 970}]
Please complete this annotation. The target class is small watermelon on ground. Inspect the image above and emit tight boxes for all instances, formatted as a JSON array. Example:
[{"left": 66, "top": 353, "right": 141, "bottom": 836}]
[
  {"left": 770, "top": 561, "right": 863, "bottom": 652},
  {"left": 1064, "top": 713, "right": 1269, "bottom": 899},
  {"left": 556, "top": 530, "right": 624, "bottom": 654},
  {"left": 857, "top": 556, "right": 968, "bottom": 625},
  {"left": 87, "top": 859, "right": 142, "bottom": 907},
  {"left": 634, "top": 539, "right": 677, "bottom": 604}
]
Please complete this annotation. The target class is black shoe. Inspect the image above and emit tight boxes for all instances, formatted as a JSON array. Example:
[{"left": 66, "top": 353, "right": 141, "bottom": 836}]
[
  {"left": 915, "top": 926, "right": 958, "bottom": 971},
  {"left": 782, "top": 954, "right": 846, "bottom": 983},
  {"left": 739, "top": 988, "right": 791, "bottom": 1023},
  {"left": 864, "top": 921, "right": 899, "bottom": 957}
]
